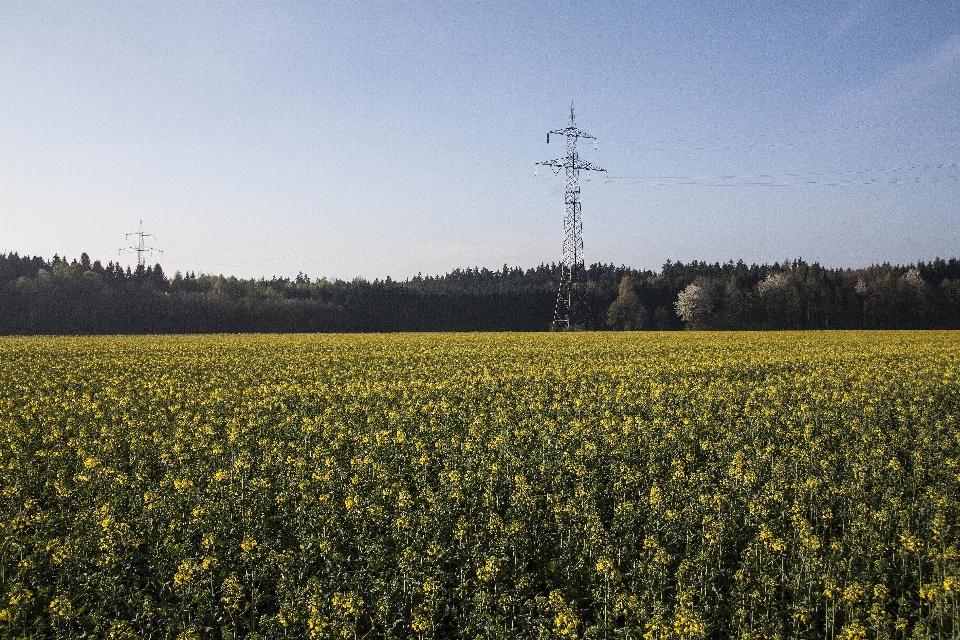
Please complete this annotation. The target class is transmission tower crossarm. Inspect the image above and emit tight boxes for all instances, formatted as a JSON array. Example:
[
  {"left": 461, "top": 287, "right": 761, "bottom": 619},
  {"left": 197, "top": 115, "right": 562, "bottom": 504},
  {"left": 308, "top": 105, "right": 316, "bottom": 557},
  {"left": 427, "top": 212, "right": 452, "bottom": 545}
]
[
  {"left": 548, "top": 126, "right": 595, "bottom": 141},
  {"left": 537, "top": 158, "right": 606, "bottom": 172},
  {"left": 578, "top": 160, "right": 605, "bottom": 172}
]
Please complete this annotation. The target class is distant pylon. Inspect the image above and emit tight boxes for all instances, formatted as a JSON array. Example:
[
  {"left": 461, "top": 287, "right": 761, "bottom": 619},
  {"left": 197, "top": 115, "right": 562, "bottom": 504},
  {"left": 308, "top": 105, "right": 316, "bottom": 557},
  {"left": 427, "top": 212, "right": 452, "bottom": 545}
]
[
  {"left": 537, "top": 102, "right": 605, "bottom": 329},
  {"left": 121, "top": 220, "right": 162, "bottom": 267}
]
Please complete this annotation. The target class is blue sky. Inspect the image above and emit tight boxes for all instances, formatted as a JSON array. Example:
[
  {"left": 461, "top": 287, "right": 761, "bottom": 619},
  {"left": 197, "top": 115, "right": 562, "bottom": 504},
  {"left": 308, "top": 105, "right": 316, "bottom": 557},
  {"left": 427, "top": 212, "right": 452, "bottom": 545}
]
[{"left": 2, "top": 1, "right": 959, "bottom": 279}]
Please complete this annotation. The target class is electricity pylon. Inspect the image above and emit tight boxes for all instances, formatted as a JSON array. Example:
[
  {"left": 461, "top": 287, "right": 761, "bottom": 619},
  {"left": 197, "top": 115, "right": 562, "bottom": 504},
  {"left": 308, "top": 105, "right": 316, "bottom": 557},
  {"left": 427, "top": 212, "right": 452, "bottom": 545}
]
[
  {"left": 121, "top": 220, "right": 162, "bottom": 267},
  {"left": 537, "top": 102, "right": 605, "bottom": 329}
]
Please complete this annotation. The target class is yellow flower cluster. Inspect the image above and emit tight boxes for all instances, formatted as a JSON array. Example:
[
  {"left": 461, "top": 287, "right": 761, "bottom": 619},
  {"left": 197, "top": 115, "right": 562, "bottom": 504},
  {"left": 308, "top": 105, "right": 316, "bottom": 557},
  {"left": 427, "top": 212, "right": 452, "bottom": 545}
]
[{"left": 0, "top": 331, "right": 958, "bottom": 637}]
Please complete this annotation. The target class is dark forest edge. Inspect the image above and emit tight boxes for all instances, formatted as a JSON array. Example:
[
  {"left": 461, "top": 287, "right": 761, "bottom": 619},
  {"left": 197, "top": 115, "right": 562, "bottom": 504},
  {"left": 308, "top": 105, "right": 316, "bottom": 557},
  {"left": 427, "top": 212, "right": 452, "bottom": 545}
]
[{"left": 2, "top": 251, "right": 960, "bottom": 335}]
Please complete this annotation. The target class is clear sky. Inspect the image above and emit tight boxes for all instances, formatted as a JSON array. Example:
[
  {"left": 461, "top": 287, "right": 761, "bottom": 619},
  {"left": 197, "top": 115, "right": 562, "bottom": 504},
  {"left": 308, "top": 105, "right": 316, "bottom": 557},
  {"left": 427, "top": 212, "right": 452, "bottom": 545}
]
[{"left": 2, "top": 1, "right": 959, "bottom": 280}]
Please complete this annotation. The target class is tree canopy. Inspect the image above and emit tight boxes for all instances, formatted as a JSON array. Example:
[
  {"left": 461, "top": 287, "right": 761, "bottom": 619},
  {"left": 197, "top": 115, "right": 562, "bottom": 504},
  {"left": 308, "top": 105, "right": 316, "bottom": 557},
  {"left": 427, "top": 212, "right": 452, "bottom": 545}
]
[{"left": 2, "top": 252, "right": 958, "bottom": 334}]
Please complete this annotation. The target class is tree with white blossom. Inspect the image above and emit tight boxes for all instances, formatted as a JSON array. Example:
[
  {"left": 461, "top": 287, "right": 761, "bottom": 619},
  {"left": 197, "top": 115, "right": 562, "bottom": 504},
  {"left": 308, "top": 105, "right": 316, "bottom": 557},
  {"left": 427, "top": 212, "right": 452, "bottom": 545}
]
[{"left": 675, "top": 279, "right": 714, "bottom": 328}]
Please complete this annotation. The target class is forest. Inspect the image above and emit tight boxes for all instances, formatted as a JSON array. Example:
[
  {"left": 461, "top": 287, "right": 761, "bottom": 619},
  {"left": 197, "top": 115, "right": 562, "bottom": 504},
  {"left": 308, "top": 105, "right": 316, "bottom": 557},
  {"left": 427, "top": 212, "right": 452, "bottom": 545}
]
[{"left": 1, "top": 251, "right": 959, "bottom": 334}]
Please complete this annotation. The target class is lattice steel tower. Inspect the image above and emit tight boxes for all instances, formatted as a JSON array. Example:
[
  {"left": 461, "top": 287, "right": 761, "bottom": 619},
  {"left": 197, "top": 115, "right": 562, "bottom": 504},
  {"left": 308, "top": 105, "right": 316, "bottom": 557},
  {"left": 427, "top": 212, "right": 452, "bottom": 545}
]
[
  {"left": 537, "top": 102, "right": 605, "bottom": 328},
  {"left": 121, "top": 220, "right": 162, "bottom": 267}
]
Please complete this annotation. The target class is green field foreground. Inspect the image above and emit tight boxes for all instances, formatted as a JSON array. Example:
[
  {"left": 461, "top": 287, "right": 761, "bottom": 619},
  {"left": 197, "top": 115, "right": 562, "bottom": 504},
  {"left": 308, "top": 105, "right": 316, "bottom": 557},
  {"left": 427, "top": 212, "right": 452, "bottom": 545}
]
[{"left": 1, "top": 332, "right": 958, "bottom": 639}]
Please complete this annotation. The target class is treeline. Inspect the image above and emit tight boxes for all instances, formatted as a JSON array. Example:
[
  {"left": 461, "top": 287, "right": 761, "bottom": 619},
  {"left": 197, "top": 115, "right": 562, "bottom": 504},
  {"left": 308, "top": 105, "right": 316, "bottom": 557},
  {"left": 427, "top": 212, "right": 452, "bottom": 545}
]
[
  {"left": 615, "top": 257, "right": 960, "bottom": 331},
  {"left": 1, "top": 251, "right": 959, "bottom": 334}
]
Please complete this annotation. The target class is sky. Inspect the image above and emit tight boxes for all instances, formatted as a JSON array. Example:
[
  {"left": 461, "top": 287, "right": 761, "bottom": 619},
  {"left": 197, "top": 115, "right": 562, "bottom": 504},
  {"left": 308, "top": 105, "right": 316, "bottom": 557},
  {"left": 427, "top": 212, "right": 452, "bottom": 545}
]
[{"left": 2, "top": 1, "right": 959, "bottom": 280}]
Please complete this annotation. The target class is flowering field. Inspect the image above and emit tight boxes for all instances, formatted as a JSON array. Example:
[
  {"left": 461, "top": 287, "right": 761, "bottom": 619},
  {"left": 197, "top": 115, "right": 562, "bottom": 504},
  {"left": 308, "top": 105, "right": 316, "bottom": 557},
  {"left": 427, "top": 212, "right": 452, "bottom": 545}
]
[{"left": 1, "top": 332, "right": 958, "bottom": 639}]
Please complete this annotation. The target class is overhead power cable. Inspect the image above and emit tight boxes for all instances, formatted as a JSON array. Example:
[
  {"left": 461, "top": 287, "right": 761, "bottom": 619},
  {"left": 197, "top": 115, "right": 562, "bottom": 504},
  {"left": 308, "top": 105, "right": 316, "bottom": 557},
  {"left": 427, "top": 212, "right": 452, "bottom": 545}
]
[
  {"left": 599, "top": 162, "right": 960, "bottom": 187},
  {"left": 598, "top": 114, "right": 960, "bottom": 152}
]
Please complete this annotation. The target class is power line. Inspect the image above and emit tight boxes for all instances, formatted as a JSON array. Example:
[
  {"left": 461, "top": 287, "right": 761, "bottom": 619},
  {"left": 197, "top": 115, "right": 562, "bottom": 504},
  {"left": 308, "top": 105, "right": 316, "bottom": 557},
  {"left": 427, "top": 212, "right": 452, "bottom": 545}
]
[
  {"left": 602, "top": 162, "right": 960, "bottom": 187},
  {"left": 599, "top": 133, "right": 960, "bottom": 156},
  {"left": 604, "top": 161, "right": 960, "bottom": 181},
  {"left": 613, "top": 175, "right": 960, "bottom": 188},
  {"left": 599, "top": 114, "right": 960, "bottom": 152}
]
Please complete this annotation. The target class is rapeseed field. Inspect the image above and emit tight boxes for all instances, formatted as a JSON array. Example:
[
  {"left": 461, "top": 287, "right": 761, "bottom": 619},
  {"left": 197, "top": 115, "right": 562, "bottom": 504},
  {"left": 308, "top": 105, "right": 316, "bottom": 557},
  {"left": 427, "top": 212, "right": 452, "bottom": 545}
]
[{"left": 1, "top": 332, "right": 958, "bottom": 638}]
